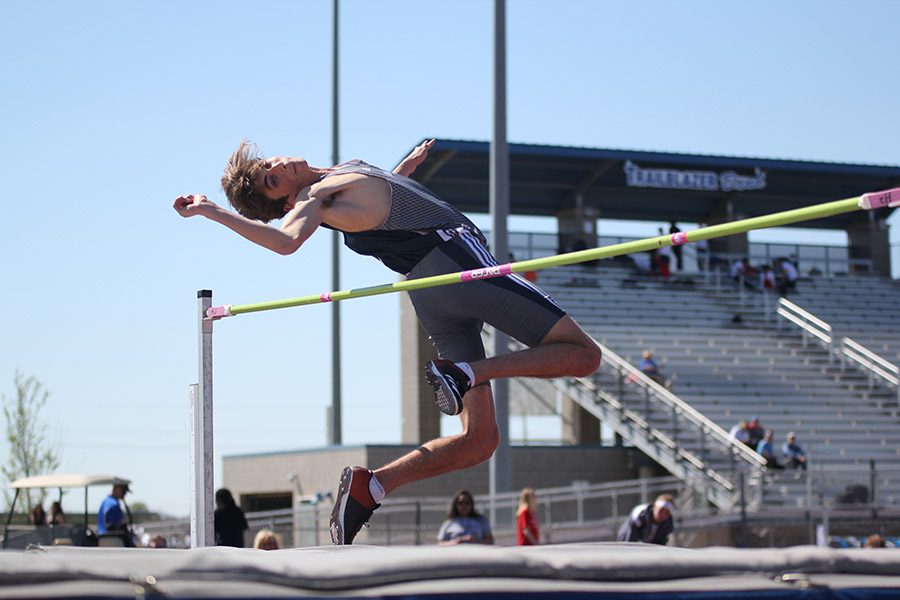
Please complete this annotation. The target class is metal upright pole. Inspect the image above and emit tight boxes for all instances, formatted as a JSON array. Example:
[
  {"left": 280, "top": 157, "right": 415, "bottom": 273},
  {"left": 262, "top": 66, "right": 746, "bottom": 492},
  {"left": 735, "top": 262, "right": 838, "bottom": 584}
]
[
  {"left": 191, "top": 290, "right": 215, "bottom": 548},
  {"left": 330, "top": 0, "right": 342, "bottom": 445},
  {"left": 488, "top": 0, "right": 511, "bottom": 523}
]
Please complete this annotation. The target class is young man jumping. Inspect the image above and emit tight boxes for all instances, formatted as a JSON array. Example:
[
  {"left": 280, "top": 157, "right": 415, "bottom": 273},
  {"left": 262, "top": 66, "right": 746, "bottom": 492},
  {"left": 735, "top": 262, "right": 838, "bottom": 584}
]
[{"left": 174, "top": 139, "right": 601, "bottom": 545}]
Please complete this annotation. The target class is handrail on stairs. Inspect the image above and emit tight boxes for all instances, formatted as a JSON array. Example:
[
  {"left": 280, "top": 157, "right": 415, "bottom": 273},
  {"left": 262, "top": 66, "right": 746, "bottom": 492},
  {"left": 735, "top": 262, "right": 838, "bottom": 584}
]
[
  {"left": 597, "top": 343, "right": 768, "bottom": 471},
  {"left": 776, "top": 297, "right": 833, "bottom": 357},
  {"left": 496, "top": 330, "right": 767, "bottom": 509},
  {"left": 840, "top": 337, "right": 900, "bottom": 404},
  {"left": 776, "top": 297, "right": 899, "bottom": 404}
]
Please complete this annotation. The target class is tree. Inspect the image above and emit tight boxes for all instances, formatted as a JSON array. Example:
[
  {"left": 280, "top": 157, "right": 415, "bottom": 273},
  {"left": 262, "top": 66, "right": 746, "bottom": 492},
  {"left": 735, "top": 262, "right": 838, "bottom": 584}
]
[{"left": 2, "top": 371, "right": 61, "bottom": 513}]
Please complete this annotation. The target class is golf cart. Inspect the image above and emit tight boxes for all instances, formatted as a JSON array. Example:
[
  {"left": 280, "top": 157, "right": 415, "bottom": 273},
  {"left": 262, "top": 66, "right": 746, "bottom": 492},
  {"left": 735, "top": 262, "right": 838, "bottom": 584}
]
[{"left": 2, "top": 474, "right": 133, "bottom": 549}]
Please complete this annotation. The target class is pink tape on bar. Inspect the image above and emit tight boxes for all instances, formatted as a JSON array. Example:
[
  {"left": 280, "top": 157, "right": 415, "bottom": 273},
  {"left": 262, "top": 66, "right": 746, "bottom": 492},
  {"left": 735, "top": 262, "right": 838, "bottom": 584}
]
[
  {"left": 859, "top": 187, "right": 900, "bottom": 210},
  {"left": 206, "top": 305, "right": 232, "bottom": 320},
  {"left": 460, "top": 263, "right": 513, "bottom": 282},
  {"left": 320, "top": 292, "right": 333, "bottom": 303},
  {"left": 670, "top": 231, "right": 688, "bottom": 246}
]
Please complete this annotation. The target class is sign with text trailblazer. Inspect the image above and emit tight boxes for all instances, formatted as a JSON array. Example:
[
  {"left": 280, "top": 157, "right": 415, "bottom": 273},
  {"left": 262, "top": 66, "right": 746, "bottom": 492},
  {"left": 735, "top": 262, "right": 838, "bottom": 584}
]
[{"left": 624, "top": 160, "right": 767, "bottom": 192}]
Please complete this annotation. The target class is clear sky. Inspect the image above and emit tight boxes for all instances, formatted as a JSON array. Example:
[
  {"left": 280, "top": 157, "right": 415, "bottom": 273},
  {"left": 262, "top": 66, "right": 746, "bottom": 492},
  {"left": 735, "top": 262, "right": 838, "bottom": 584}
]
[{"left": 2, "top": 1, "right": 898, "bottom": 517}]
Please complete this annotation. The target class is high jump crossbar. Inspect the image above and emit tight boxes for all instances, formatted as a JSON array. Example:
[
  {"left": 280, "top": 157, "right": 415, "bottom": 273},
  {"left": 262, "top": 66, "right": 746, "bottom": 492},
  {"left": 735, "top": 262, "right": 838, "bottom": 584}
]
[
  {"left": 207, "top": 188, "right": 898, "bottom": 320},
  {"left": 190, "top": 187, "right": 897, "bottom": 547}
]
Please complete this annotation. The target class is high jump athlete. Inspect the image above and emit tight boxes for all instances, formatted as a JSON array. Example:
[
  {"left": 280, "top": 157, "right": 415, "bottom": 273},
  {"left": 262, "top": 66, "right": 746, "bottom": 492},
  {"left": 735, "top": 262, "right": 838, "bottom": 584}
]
[{"left": 173, "top": 139, "right": 601, "bottom": 544}]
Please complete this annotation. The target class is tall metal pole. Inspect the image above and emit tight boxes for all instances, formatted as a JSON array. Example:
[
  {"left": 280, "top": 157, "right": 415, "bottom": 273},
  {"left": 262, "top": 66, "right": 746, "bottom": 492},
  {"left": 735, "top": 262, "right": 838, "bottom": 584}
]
[
  {"left": 488, "top": 0, "right": 511, "bottom": 518},
  {"left": 330, "top": 0, "right": 342, "bottom": 445},
  {"left": 191, "top": 290, "right": 214, "bottom": 548}
]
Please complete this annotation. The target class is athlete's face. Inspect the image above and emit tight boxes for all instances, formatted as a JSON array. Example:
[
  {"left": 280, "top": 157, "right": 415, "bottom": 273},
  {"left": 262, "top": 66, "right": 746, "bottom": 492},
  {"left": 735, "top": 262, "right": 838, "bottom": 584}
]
[{"left": 255, "top": 156, "right": 309, "bottom": 201}]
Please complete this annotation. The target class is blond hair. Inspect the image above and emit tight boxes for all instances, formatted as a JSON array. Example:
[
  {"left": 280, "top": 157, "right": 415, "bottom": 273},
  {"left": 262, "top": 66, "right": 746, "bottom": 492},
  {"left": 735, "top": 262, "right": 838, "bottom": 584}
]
[
  {"left": 253, "top": 529, "right": 281, "bottom": 550},
  {"left": 517, "top": 487, "right": 536, "bottom": 515},
  {"left": 220, "top": 140, "right": 288, "bottom": 223}
]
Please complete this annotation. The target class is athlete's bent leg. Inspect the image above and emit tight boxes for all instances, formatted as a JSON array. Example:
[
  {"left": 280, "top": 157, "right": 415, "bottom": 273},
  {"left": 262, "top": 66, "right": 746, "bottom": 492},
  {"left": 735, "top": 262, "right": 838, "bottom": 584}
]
[
  {"left": 468, "top": 315, "right": 601, "bottom": 385},
  {"left": 372, "top": 384, "right": 499, "bottom": 495}
]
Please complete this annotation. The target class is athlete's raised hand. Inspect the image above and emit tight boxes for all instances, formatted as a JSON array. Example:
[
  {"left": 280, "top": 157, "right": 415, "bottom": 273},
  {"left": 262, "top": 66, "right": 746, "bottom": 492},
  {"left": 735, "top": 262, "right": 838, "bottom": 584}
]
[
  {"left": 173, "top": 193, "right": 217, "bottom": 217},
  {"left": 393, "top": 138, "right": 435, "bottom": 177}
]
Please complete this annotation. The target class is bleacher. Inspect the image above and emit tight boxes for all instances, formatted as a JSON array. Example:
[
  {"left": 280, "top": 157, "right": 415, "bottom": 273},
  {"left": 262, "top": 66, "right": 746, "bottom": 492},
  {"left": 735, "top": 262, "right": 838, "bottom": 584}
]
[
  {"left": 784, "top": 276, "right": 900, "bottom": 362},
  {"left": 533, "top": 263, "right": 900, "bottom": 510}
]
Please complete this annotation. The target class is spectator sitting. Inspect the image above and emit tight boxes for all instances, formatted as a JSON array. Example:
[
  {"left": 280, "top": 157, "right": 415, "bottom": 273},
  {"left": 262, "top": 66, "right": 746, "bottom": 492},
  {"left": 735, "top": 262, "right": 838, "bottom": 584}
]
[
  {"left": 48, "top": 501, "right": 65, "bottom": 526},
  {"left": 729, "top": 420, "right": 752, "bottom": 447},
  {"left": 730, "top": 258, "right": 756, "bottom": 288},
  {"left": 864, "top": 534, "right": 886, "bottom": 548},
  {"left": 29, "top": 504, "right": 47, "bottom": 527},
  {"left": 757, "top": 430, "right": 784, "bottom": 469},
  {"left": 616, "top": 493, "right": 675, "bottom": 545},
  {"left": 776, "top": 258, "right": 798, "bottom": 295},
  {"left": 758, "top": 265, "right": 776, "bottom": 291},
  {"left": 782, "top": 431, "right": 808, "bottom": 470},
  {"left": 638, "top": 350, "right": 672, "bottom": 390},
  {"left": 437, "top": 490, "right": 494, "bottom": 545},
  {"left": 253, "top": 529, "right": 281, "bottom": 550},
  {"left": 729, "top": 258, "right": 747, "bottom": 280},
  {"left": 747, "top": 417, "right": 765, "bottom": 448}
]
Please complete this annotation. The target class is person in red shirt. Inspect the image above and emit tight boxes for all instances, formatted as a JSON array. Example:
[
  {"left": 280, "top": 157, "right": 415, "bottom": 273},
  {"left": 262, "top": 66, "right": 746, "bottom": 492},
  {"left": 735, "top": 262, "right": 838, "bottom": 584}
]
[{"left": 516, "top": 487, "right": 540, "bottom": 545}]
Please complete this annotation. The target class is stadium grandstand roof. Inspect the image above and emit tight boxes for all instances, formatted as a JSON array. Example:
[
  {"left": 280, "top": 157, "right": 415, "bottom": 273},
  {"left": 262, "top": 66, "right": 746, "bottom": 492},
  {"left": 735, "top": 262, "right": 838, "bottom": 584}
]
[{"left": 407, "top": 139, "right": 900, "bottom": 229}]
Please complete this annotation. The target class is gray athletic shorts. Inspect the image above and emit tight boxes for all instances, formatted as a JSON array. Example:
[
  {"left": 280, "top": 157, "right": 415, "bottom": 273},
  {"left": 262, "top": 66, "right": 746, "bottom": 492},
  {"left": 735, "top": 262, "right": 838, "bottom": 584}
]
[{"left": 407, "top": 231, "right": 566, "bottom": 362}]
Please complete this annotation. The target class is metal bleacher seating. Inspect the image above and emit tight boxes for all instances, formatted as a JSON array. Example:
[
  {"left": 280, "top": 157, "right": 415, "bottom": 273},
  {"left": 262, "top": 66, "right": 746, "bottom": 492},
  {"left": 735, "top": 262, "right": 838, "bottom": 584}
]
[{"left": 530, "top": 263, "right": 900, "bottom": 511}]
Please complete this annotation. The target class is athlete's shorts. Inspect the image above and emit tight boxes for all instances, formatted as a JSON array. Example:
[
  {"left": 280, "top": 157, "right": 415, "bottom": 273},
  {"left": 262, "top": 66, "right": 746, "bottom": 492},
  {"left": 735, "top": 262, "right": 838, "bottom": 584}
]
[{"left": 407, "top": 230, "right": 567, "bottom": 363}]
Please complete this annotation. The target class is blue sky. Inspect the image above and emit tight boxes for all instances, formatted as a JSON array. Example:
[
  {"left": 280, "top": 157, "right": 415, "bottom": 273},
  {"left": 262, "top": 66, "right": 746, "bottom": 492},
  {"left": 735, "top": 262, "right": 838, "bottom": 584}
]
[{"left": 1, "top": 1, "right": 898, "bottom": 516}]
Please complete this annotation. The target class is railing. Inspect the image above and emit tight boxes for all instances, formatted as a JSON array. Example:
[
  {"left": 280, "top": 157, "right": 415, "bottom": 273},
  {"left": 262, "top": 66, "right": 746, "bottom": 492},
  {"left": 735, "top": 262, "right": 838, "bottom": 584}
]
[
  {"left": 359, "top": 476, "right": 695, "bottom": 546},
  {"left": 494, "top": 333, "right": 767, "bottom": 511},
  {"left": 590, "top": 341, "right": 768, "bottom": 504},
  {"left": 498, "top": 230, "right": 871, "bottom": 278},
  {"left": 840, "top": 337, "right": 900, "bottom": 404},
  {"left": 133, "top": 476, "right": 697, "bottom": 548},
  {"left": 128, "top": 464, "right": 900, "bottom": 549},
  {"left": 601, "top": 345, "right": 767, "bottom": 471},
  {"left": 776, "top": 297, "right": 899, "bottom": 403},
  {"left": 773, "top": 464, "right": 900, "bottom": 514},
  {"left": 776, "top": 297, "right": 834, "bottom": 358}
]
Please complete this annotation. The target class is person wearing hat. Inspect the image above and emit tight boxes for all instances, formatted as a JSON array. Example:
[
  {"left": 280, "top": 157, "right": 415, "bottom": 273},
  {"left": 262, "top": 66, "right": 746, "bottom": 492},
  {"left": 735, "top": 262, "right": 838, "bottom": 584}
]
[
  {"left": 97, "top": 482, "right": 130, "bottom": 536},
  {"left": 616, "top": 493, "right": 675, "bottom": 545}
]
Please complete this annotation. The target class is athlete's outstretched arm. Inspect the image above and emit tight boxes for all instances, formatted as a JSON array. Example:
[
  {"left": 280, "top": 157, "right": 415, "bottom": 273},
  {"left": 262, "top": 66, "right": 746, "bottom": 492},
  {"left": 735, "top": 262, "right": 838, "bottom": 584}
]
[
  {"left": 393, "top": 138, "right": 435, "bottom": 177},
  {"left": 173, "top": 193, "right": 324, "bottom": 255}
]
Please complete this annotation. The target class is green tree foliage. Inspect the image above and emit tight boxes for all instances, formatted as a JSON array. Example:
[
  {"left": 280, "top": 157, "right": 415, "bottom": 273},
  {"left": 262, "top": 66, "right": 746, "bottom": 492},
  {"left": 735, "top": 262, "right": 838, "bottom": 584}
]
[{"left": 2, "top": 371, "right": 61, "bottom": 513}]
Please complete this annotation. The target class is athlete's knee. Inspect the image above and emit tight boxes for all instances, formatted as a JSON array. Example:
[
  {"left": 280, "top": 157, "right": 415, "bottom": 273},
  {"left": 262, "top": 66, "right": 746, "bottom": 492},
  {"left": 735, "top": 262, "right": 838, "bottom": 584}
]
[
  {"left": 564, "top": 339, "right": 601, "bottom": 378},
  {"left": 464, "top": 423, "right": 499, "bottom": 463},
  {"left": 460, "top": 413, "right": 499, "bottom": 464}
]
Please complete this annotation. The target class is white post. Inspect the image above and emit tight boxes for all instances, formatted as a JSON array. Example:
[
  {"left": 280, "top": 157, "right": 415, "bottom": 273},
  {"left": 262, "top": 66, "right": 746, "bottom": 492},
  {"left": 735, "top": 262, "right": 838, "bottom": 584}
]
[{"left": 191, "top": 290, "right": 215, "bottom": 548}]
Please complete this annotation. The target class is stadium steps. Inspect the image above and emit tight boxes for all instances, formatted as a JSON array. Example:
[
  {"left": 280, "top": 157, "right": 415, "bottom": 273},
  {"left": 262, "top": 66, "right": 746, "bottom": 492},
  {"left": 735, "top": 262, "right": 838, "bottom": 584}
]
[{"left": 533, "top": 264, "right": 900, "bottom": 510}]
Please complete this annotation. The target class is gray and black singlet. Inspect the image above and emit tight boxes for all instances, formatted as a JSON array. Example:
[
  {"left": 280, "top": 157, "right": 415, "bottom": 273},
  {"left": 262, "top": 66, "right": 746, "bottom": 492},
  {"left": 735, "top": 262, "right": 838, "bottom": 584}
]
[{"left": 321, "top": 159, "right": 566, "bottom": 361}]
